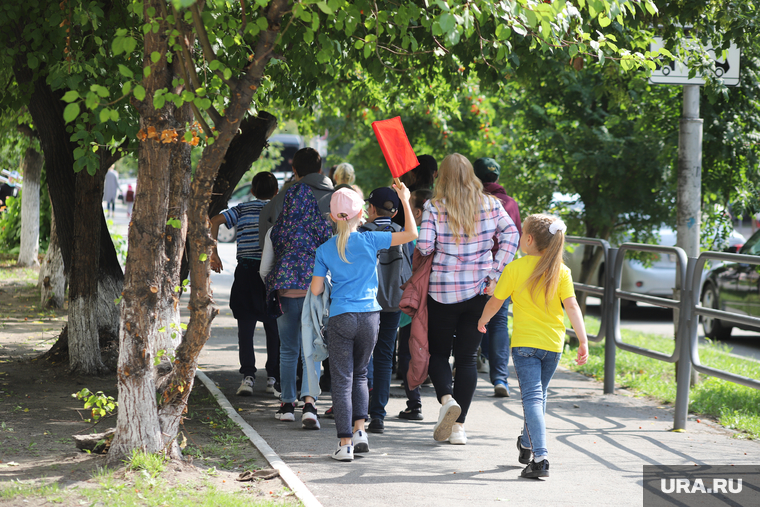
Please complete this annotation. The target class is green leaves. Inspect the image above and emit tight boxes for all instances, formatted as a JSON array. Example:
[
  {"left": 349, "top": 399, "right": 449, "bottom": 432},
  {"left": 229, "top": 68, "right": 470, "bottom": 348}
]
[
  {"left": 316, "top": 2, "right": 333, "bottom": 15},
  {"left": 63, "top": 103, "right": 80, "bottom": 124},
  {"left": 133, "top": 85, "right": 146, "bottom": 101},
  {"left": 62, "top": 90, "right": 80, "bottom": 103},
  {"left": 112, "top": 30, "right": 137, "bottom": 56}
]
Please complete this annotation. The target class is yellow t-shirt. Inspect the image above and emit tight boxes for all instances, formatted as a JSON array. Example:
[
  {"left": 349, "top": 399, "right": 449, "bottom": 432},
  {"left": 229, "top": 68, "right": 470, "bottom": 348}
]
[{"left": 493, "top": 255, "right": 575, "bottom": 353}]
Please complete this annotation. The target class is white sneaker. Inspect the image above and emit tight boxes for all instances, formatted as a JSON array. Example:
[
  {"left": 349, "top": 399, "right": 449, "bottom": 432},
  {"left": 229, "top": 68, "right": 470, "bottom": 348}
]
[
  {"left": 266, "top": 377, "right": 276, "bottom": 393},
  {"left": 236, "top": 376, "right": 254, "bottom": 396},
  {"left": 331, "top": 444, "right": 354, "bottom": 462},
  {"left": 433, "top": 398, "right": 461, "bottom": 441},
  {"left": 352, "top": 429, "right": 370, "bottom": 453},
  {"left": 301, "top": 403, "right": 320, "bottom": 430},
  {"left": 449, "top": 427, "right": 467, "bottom": 445}
]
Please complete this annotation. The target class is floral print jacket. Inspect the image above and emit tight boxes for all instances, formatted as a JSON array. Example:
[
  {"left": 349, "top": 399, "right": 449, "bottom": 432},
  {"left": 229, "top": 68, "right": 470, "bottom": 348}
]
[{"left": 265, "top": 183, "right": 333, "bottom": 317}]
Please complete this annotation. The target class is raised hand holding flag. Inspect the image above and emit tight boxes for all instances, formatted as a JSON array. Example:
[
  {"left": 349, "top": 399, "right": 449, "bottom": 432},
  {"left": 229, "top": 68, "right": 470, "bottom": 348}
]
[{"left": 372, "top": 117, "right": 418, "bottom": 184}]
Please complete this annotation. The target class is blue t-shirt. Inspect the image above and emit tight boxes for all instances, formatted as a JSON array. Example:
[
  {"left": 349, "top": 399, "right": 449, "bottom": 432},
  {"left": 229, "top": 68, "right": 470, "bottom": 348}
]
[
  {"left": 222, "top": 199, "right": 268, "bottom": 260},
  {"left": 313, "top": 231, "right": 392, "bottom": 317}
]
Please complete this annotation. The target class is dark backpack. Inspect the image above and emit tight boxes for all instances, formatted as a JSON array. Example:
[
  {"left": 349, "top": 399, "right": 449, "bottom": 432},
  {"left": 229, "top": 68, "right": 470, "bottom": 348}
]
[{"left": 359, "top": 221, "right": 413, "bottom": 312}]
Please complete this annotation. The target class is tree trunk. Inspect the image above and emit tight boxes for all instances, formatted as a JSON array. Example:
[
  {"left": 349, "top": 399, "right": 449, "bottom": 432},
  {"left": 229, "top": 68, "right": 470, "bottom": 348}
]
[
  {"left": 17, "top": 147, "right": 42, "bottom": 267},
  {"left": 154, "top": 88, "right": 193, "bottom": 358},
  {"left": 39, "top": 204, "right": 67, "bottom": 308},
  {"left": 14, "top": 61, "right": 125, "bottom": 365},
  {"left": 108, "top": 0, "right": 175, "bottom": 463},
  {"left": 68, "top": 167, "right": 106, "bottom": 374},
  {"left": 110, "top": 0, "right": 289, "bottom": 463}
]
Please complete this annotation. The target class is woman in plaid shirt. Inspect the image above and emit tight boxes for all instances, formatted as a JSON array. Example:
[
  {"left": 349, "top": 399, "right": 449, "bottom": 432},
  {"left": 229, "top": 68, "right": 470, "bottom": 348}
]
[{"left": 416, "top": 153, "right": 519, "bottom": 445}]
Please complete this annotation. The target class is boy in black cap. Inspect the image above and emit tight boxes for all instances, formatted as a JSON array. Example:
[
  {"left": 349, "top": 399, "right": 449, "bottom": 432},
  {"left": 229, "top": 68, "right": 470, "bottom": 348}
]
[{"left": 360, "top": 187, "right": 412, "bottom": 433}]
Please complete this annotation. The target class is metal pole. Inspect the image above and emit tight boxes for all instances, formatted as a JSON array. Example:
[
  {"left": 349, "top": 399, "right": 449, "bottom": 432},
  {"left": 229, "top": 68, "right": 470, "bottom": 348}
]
[
  {"left": 674, "top": 257, "right": 696, "bottom": 430},
  {"left": 677, "top": 85, "right": 702, "bottom": 259},
  {"left": 603, "top": 248, "right": 618, "bottom": 394},
  {"left": 676, "top": 84, "right": 703, "bottom": 390}
]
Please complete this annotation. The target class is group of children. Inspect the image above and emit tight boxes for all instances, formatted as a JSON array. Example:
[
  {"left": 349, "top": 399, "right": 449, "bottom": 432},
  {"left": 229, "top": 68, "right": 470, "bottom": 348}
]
[{"left": 211, "top": 148, "right": 589, "bottom": 477}]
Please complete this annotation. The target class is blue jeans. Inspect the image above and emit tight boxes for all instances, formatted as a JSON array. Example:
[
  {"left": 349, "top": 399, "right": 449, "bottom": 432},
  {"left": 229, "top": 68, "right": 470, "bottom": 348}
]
[
  {"left": 369, "top": 310, "right": 401, "bottom": 420},
  {"left": 481, "top": 299, "right": 510, "bottom": 385},
  {"left": 511, "top": 347, "right": 561, "bottom": 459},
  {"left": 278, "top": 296, "right": 321, "bottom": 404}
]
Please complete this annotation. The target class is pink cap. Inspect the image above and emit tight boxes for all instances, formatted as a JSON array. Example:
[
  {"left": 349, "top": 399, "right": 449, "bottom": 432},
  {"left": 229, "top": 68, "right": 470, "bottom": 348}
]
[{"left": 330, "top": 188, "right": 364, "bottom": 221}]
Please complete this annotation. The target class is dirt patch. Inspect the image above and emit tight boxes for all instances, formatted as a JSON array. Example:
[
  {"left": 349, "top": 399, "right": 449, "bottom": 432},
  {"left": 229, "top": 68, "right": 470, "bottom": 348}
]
[{"left": 0, "top": 264, "right": 298, "bottom": 505}]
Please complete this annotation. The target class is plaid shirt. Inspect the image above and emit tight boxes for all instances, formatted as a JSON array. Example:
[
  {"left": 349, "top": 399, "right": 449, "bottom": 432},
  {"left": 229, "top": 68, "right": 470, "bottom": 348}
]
[{"left": 416, "top": 196, "right": 519, "bottom": 304}]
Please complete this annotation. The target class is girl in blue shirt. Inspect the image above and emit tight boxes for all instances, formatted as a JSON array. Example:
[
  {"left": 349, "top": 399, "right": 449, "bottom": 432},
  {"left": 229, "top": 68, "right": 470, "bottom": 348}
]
[{"left": 311, "top": 184, "right": 417, "bottom": 462}]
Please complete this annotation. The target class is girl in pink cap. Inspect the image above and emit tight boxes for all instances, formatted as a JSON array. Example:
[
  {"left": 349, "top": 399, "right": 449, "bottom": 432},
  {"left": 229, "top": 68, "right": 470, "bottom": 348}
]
[{"left": 310, "top": 184, "right": 417, "bottom": 462}]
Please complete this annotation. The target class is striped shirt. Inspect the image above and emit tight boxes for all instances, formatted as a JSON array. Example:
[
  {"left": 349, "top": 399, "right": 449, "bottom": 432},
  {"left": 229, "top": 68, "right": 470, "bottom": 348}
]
[
  {"left": 416, "top": 196, "right": 519, "bottom": 304},
  {"left": 222, "top": 199, "right": 268, "bottom": 260}
]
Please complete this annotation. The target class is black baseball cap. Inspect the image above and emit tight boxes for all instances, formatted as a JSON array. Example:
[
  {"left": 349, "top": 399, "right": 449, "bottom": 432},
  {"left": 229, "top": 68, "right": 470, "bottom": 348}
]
[{"left": 366, "top": 187, "right": 400, "bottom": 213}]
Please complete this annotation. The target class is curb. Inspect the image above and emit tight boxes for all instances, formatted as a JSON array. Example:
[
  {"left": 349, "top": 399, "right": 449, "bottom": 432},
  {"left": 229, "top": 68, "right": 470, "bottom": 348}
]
[{"left": 195, "top": 370, "right": 323, "bottom": 507}]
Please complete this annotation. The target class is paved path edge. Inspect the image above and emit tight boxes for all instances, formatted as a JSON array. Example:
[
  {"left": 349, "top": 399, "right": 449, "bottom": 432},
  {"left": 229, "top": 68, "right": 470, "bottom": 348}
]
[{"left": 195, "top": 370, "right": 323, "bottom": 507}]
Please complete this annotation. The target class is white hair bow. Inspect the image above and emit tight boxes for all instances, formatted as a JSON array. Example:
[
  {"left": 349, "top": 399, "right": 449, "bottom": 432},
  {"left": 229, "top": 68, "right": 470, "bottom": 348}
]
[{"left": 549, "top": 220, "right": 567, "bottom": 235}]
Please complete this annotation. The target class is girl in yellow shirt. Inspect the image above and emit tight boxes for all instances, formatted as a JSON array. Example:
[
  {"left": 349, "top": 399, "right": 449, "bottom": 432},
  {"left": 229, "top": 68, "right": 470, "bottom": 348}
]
[{"left": 478, "top": 214, "right": 589, "bottom": 478}]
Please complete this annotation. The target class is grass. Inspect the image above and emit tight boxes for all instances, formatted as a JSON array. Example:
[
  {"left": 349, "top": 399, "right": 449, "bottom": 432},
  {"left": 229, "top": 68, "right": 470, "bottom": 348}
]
[
  {"left": 125, "top": 449, "right": 167, "bottom": 477},
  {"left": 561, "top": 315, "right": 760, "bottom": 439},
  {"left": 183, "top": 407, "right": 259, "bottom": 470},
  {"left": 0, "top": 471, "right": 294, "bottom": 506}
]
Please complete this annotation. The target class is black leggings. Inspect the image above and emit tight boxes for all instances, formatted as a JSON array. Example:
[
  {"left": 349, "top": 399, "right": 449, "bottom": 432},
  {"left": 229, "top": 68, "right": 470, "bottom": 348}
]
[{"left": 427, "top": 294, "right": 488, "bottom": 423}]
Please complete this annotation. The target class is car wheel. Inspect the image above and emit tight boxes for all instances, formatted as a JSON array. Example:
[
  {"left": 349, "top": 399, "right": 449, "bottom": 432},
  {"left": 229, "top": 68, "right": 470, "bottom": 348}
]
[
  {"left": 217, "top": 224, "right": 236, "bottom": 243},
  {"left": 702, "top": 284, "right": 732, "bottom": 340}
]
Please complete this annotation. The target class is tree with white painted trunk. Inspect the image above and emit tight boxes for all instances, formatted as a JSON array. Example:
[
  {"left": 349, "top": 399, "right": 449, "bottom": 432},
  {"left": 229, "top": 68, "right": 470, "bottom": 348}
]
[
  {"left": 38, "top": 205, "right": 67, "bottom": 309},
  {"left": 17, "top": 146, "right": 42, "bottom": 268}
]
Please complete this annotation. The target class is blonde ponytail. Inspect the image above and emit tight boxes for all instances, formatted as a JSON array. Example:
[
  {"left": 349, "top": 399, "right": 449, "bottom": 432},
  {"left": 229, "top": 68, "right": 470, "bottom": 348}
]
[
  {"left": 522, "top": 214, "right": 566, "bottom": 308},
  {"left": 335, "top": 213, "right": 362, "bottom": 263}
]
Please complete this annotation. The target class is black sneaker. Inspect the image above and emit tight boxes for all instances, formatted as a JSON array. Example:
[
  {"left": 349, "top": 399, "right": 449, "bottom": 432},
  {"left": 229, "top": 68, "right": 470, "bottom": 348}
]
[
  {"left": 398, "top": 407, "right": 423, "bottom": 421},
  {"left": 275, "top": 402, "right": 295, "bottom": 422},
  {"left": 521, "top": 458, "right": 549, "bottom": 478},
  {"left": 516, "top": 435, "right": 532, "bottom": 464},
  {"left": 367, "top": 418, "right": 385, "bottom": 433},
  {"left": 324, "top": 406, "right": 335, "bottom": 419},
  {"left": 301, "top": 403, "right": 320, "bottom": 430}
]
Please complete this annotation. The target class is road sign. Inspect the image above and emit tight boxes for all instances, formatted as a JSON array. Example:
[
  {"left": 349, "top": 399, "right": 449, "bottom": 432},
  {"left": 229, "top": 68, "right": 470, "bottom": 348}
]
[{"left": 649, "top": 37, "right": 741, "bottom": 86}]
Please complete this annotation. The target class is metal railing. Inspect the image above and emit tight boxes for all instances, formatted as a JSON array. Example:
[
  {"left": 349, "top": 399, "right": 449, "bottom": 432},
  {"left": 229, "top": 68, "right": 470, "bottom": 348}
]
[
  {"left": 564, "top": 238, "right": 760, "bottom": 431},
  {"left": 565, "top": 236, "right": 609, "bottom": 344}
]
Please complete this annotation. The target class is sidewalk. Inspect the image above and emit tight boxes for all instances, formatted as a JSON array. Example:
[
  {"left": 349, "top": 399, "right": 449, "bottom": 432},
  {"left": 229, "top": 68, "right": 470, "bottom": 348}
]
[{"left": 197, "top": 299, "right": 760, "bottom": 507}]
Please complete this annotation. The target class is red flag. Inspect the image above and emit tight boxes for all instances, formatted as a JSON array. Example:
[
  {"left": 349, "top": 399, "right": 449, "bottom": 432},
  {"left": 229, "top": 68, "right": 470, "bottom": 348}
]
[{"left": 372, "top": 117, "right": 418, "bottom": 179}]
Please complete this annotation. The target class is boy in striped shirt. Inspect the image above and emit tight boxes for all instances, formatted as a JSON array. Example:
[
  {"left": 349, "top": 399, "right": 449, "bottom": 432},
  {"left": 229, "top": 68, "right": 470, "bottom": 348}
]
[{"left": 211, "top": 172, "right": 281, "bottom": 396}]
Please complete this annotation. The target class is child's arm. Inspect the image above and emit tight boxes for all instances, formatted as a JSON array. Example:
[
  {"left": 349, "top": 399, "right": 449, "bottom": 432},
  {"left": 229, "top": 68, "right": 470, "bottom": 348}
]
[
  {"left": 209, "top": 214, "right": 227, "bottom": 273},
  {"left": 390, "top": 182, "right": 419, "bottom": 246},
  {"left": 563, "top": 296, "right": 589, "bottom": 365},
  {"left": 310, "top": 275, "right": 325, "bottom": 296},
  {"left": 478, "top": 296, "right": 506, "bottom": 333}
]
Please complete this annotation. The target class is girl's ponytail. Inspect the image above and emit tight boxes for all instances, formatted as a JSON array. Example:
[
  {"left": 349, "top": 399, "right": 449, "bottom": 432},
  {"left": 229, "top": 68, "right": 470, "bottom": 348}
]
[
  {"left": 523, "top": 214, "right": 567, "bottom": 308},
  {"left": 335, "top": 213, "right": 362, "bottom": 263}
]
